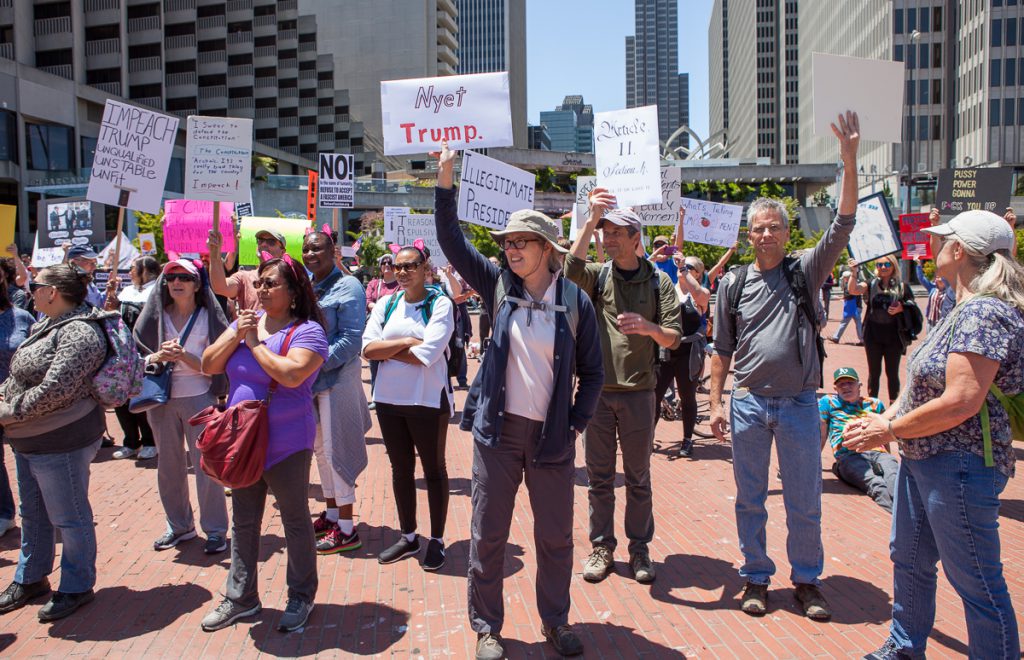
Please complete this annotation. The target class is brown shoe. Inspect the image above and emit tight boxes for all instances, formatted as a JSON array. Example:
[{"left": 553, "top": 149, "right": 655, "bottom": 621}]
[
  {"left": 794, "top": 583, "right": 832, "bottom": 621},
  {"left": 740, "top": 581, "right": 768, "bottom": 616},
  {"left": 582, "top": 545, "right": 614, "bottom": 583}
]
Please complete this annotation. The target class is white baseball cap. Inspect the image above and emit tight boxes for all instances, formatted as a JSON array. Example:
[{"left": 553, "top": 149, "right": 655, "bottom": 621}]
[{"left": 922, "top": 210, "right": 1016, "bottom": 256}]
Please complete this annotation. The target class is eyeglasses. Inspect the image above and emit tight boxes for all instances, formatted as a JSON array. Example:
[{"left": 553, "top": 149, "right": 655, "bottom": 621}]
[
  {"left": 875, "top": 262, "right": 894, "bottom": 269},
  {"left": 28, "top": 281, "right": 52, "bottom": 293},
  {"left": 165, "top": 273, "right": 197, "bottom": 283},
  {"left": 653, "top": 242, "right": 667, "bottom": 249},
  {"left": 749, "top": 223, "right": 786, "bottom": 236},
  {"left": 392, "top": 261, "right": 423, "bottom": 273},
  {"left": 501, "top": 238, "right": 542, "bottom": 251},
  {"left": 253, "top": 278, "right": 283, "bottom": 290},
  {"left": 379, "top": 261, "right": 394, "bottom": 268}
]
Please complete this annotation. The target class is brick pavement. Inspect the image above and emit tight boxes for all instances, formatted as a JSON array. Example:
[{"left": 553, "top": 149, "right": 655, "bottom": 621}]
[{"left": 0, "top": 311, "right": 1021, "bottom": 658}]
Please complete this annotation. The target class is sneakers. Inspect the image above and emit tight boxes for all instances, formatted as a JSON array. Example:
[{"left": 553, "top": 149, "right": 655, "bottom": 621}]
[
  {"left": 542, "top": 624, "right": 584, "bottom": 656},
  {"left": 864, "top": 637, "right": 911, "bottom": 660},
  {"left": 678, "top": 438, "right": 695, "bottom": 458},
  {"left": 794, "top": 583, "right": 832, "bottom": 621},
  {"left": 111, "top": 447, "right": 136, "bottom": 459},
  {"left": 629, "top": 549, "right": 656, "bottom": 584},
  {"left": 740, "top": 581, "right": 768, "bottom": 616},
  {"left": 378, "top": 535, "right": 420, "bottom": 564},
  {"left": 422, "top": 539, "right": 445, "bottom": 571},
  {"left": 0, "top": 518, "right": 14, "bottom": 538},
  {"left": 316, "top": 526, "right": 362, "bottom": 554},
  {"left": 0, "top": 578, "right": 51, "bottom": 614},
  {"left": 312, "top": 512, "right": 334, "bottom": 539},
  {"left": 278, "top": 598, "right": 313, "bottom": 632},
  {"left": 153, "top": 528, "right": 197, "bottom": 551},
  {"left": 201, "top": 598, "right": 262, "bottom": 632},
  {"left": 137, "top": 446, "right": 158, "bottom": 460},
  {"left": 582, "top": 545, "right": 614, "bottom": 583},
  {"left": 204, "top": 535, "right": 228, "bottom": 554},
  {"left": 38, "top": 589, "right": 95, "bottom": 622},
  {"left": 475, "top": 632, "right": 505, "bottom": 660}
]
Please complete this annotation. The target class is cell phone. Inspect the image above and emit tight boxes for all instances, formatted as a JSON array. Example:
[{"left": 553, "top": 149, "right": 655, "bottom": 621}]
[{"left": 663, "top": 246, "right": 679, "bottom": 255}]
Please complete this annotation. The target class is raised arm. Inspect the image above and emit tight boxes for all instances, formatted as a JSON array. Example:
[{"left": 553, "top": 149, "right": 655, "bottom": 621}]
[
  {"left": 707, "top": 243, "right": 737, "bottom": 283},
  {"left": 206, "top": 225, "right": 240, "bottom": 299}
]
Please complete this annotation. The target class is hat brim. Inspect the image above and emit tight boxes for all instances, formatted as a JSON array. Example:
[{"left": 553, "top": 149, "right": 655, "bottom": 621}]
[
  {"left": 833, "top": 376, "right": 859, "bottom": 383},
  {"left": 921, "top": 224, "right": 955, "bottom": 238},
  {"left": 489, "top": 228, "right": 568, "bottom": 254}
]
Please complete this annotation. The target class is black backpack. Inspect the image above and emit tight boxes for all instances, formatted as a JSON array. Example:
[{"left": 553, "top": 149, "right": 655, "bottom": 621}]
[
  {"left": 725, "top": 257, "right": 827, "bottom": 387},
  {"left": 382, "top": 285, "right": 463, "bottom": 379}
]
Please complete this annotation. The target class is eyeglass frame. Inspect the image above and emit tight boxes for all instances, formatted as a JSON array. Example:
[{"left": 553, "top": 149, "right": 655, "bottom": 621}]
[{"left": 392, "top": 261, "right": 424, "bottom": 273}]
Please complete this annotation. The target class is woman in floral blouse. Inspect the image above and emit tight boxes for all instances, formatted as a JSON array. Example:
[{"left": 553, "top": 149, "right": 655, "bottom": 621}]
[{"left": 845, "top": 210, "right": 1023, "bottom": 660}]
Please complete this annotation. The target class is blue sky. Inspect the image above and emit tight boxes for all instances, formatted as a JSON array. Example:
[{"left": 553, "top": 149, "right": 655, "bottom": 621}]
[{"left": 525, "top": 0, "right": 714, "bottom": 139}]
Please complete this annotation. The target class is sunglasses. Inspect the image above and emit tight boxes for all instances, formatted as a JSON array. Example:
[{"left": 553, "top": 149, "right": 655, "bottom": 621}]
[
  {"left": 392, "top": 261, "right": 423, "bottom": 273},
  {"left": 876, "top": 262, "right": 894, "bottom": 269},
  {"left": 253, "top": 278, "right": 283, "bottom": 290},
  {"left": 164, "top": 273, "right": 197, "bottom": 283},
  {"left": 501, "top": 238, "right": 542, "bottom": 251},
  {"left": 28, "top": 281, "right": 52, "bottom": 293}
]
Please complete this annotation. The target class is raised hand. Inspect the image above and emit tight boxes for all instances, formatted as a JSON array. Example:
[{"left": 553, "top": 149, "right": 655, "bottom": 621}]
[{"left": 830, "top": 111, "right": 860, "bottom": 166}]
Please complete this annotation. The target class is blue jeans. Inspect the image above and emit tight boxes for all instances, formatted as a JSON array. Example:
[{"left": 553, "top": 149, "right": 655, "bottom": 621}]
[
  {"left": 14, "top": 438, "right": 101, "bottom": 593},
  {"left": 729, "top": 389, "right": 823, "bottom": 585},
  {"left": 0, "top": 439, "right": 15, "bottom": 520},
  {"left": 888, "top": 452, "right": 1019, "bottom": 659}
]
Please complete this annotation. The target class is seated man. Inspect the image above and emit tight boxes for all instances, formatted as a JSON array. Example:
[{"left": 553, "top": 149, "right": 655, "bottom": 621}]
[{"left": 818, "top": 367, "right": 899, "bottom": 512}]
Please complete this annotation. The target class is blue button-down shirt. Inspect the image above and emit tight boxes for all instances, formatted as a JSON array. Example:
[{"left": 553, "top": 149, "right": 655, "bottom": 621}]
[{"left": 312, "top": 267, "right": 367, "bottom": 393}]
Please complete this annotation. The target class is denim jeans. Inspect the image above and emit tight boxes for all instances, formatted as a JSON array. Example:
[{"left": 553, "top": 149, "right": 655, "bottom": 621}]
[
  {"left": 835, "top": 450, "right": 899, "bottom": 512},
  {"left": 0, "top": 439, "right": 15, "bottom": 520},
  {"left": 888, "top": 452, "right": 1019, "bottom": 659},
  {"left": 14, "top": 438, "right": 102, "bottom": 593},
  {"left": 729, "top": 389, "right": 823, "bottom": 585}
]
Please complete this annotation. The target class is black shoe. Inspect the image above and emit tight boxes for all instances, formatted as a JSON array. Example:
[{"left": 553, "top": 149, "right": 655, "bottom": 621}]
[
  {"left": 740, "top": 581, "right": 768, "bottom": 616},
  {"left": 101, "top": 436, "right": 115, "bottom": 448},
  {"left": 629, "top": 549, "right": 656, "bottom": 584},
  {"left": 204, "top": 535, "right": 228, "bottom": 554},
  {"left": 422, "top": 539, "right": 445, "bottom": 571},
  {"left": 863, "top": 637, "right": 911, "bottom": 660},
  {"left": 542, "top": 624, "right": 584, "bottom": 656},
  {"left": 678, "top": 438, "right": 694, "bottom": 458},
  {"left": 38, "top": 589, "right": 95, "bottom": 622},
  {"left": 378, "top": 535, "right": 420, "bottom": 564},
  {"left": 475, "top": 632, "right": 505, "bottom": 660},
  {"left": 0, "top": 578, "right": 51, "bottom": 614}
]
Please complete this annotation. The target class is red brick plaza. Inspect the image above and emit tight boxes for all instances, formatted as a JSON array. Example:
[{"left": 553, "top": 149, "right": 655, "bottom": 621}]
[{"left": 0, "top": 310, "right": 1021, "bottom": 658}]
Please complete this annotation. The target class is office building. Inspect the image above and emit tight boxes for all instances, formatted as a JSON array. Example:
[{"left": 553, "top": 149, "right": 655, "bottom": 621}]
[
  {"left": 708, "top": 0, "right": 729, "bottom": 142},
  {"left": 626, "top": 0, "right": 690, "bottom": 148},
  {"left": 539, "top": 95, "right": 594, "bottom": 153},
  {"left": 528, "top": 124, "right": 551, "bottom": 151},
  {"left": 456, "top": 0, "right": 527, "bottom": 148}
]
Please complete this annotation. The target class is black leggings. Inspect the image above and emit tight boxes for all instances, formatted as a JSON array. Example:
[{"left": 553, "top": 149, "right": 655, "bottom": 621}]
[
  {"left": 376, "top": 399, "right": 450, "bottom": 539},
  {"left": 864, "top": 328, "right": 903, "bottom": 403},
  {"left": 113, "top": 402, "right": 154, "bottom": 449},
  {"left": 653, "top": 349, "right": 700, "bottom": 440}
]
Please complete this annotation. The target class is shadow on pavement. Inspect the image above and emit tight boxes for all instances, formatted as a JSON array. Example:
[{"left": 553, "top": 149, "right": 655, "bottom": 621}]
[
  {"left": 930, "top": 628, "right": 970, "bottom": 656},
  {"left": 416, "top": 475, "right": 470, "bottom": 497},
  {"left": 566, "top": 622, "right": 687, "bottom": 658},
  {"left": 0, "top": 634, "right": 14, "bottom": 654},
  {"left": 650, "top": 553, "right": 742, "bottom": 611},
  {"left": 433, "top": 538, "right": 524, "bottom": 579},
  {"left": 999, "top": 498, "right": 1024, "bottom": 523},
  {"left": 248, "top": 601, "right": 409, "bottom": 657}
]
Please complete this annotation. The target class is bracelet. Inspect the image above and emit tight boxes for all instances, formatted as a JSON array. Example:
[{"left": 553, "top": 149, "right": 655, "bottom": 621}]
[{"left": 887, "top": 419, "right": 901, "bottom": 440}]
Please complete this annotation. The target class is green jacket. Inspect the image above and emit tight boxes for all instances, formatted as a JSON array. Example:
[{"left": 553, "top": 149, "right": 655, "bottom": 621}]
[{"left": 564, "top": 253, "right": 682, "bottom": 391}]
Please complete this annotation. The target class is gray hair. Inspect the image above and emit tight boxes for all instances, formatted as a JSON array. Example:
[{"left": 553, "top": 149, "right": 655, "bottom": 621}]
[
  {"left": 959, "top": 242, "right": 1024, "bottom": 312},
  {"left": 747, "top": 197, "right": 791, "bottom": 227}
]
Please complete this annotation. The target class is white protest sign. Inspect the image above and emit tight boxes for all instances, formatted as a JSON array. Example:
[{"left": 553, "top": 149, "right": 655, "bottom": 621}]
[
  {"left": 575, "top": 176, "right": 597, "bottom": 206},
  {"left": 185, "top": 116, "right": 253, "bottom": 202},
  {"left": 380, "top": 72, "right": 513, "bottom": 155},
  {"left": 318, "top": 153, "right": 354, "bottom": 209},
  {"left": 680, "top": 198, "right": 743, "bottom": 247},
  {"left": 812, "top": 53, "right": 904, "bottom": 144},
  {"left": 87, "top": 100, "right": 179, "bottom": 213},
  {"left": 31, "top": 232, "right": 64, "bottom": 268},
  {"left": 99, "top": 232, "right": 139, "bottom": 269},
  {"left": 383, "top": 207, "right": 447, "bottom": 266},
  {"left": 593, "top": 105, "right": 662, "bottom": 207},
  {"left": 635, "top": 167, "right": 682, "bottom": 227},
  {"left": 850, "top": 192, "right": 901, "bottom": 263},
  {"left": 457, "top": 150, "right": 535, "bottom": 230}
]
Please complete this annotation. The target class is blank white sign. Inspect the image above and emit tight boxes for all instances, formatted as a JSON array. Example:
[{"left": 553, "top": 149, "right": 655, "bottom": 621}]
[{"left": 812, "top": 53, "right": 904, "bottom": 144}]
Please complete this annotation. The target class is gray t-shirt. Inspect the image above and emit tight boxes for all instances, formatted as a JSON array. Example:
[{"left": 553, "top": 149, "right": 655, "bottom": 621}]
[{"left": 714, "top": 213, "right": 856, "bottom": 397}]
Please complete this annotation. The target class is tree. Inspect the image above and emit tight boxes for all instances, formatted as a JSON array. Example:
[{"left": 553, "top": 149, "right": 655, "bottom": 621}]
[
  {"left": 133, "top": 209, "right": 166, "bottom": 262},
  {"left": 463, "top": 223, "right": 501, "bottom": 258}
]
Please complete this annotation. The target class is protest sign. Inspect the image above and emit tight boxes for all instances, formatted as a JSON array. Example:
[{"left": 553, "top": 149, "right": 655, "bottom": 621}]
[
  {"left": 850, "top": 192, "right": 902, "bottom": 263},
  {"left": 87, "top": 100, "right": 179, "bottom": 213},
  {"left": 235, "top": 201, "right": 253, "bottom": 218},
  {"left": 380, "top": 72, "right": 513, "bottom": 155},
  {"left": 36, "top": 198, "right": 103, "bottom": 248},
  {"left": 0, "top": 204, "right": 14, "bottom": 249},
  {"left": 237, "top": 216, "right": 310, "bottom": 266},
  {"left": 636, "top": 167, "right": 683, "bottom": 227},
  {"left": 593, "top": 105, "right": 662, "bottom": 207},
  {"left": 307, "top": 170, "right": 318, "bottom": 222},
  {"left": 457, "top": 150, "right": 535, "bottom": 230},
  {"left": 899, "top": 213, "right": 933, "bottom": 260},
  {"left": 935, "top": 167, "right": 1012, "bottom": 214},
  {"left": 184, "top": 116, "right": 253, "bottom": 202},
  {"left": 680, "top": 198, "right": 743, "bottom": 248},
  {"left": 31, "top": 232, "right": 63, "bottom": 268},
  {"left": 812, "top": 53, "right": 903, "bottom": 144},
  {"left": 98, "top": 232, "right": 139, "bottom": 269},
  {"left": 382, "top": 207, "right": 447, "bottom": 266},
  {"left": 138, "top": 232, "right": 157, "bottom": 255},
  {"left": 575, "top": 176, "right": 597, "bottom": 206},
  {"left": 318, "top": 153, "right": 354, "bottom": 209},
  {"left": 163, "top": 200, "right": 237, "bottom": 254}
]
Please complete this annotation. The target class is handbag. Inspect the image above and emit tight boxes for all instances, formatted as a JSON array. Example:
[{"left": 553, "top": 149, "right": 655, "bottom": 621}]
[
  {"left": 190, "top": 324, "right": 299, "bottom": 489},
  {"left": 128, "top": 309, "right": 201, "bottom": 413}
]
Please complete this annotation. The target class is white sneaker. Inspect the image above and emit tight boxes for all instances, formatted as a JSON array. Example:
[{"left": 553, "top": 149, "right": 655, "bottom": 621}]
[
  {"left": 111, "top": 447, "right": 136, "bottom": 460},
  {"left": 137, "top": 446, "right": 158, "bottom": 460},
  {"left": 0, "top": 518, "right": 14, "bottom": 537}
]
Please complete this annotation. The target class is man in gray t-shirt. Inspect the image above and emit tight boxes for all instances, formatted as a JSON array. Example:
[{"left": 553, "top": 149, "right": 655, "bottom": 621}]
[{"left": 709, "top": 111, "right": 861, "bottom": 622}]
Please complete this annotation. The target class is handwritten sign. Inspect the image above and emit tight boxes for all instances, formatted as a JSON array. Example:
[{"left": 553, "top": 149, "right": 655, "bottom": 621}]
[
  {"left": 237, "top": 216, "right": 310, "bottom": 266},
  {"left": 98, "top": 232, "right": 139, "bottom": 269},
  {"left": 163, "top": 200, "right": 237, "bottom": 254},
  {"left": 635, "top": 167, "right": 682, "bottom": 227},
  {"left": 138, "top": 232, "right": 157, "bottom": 255},
  {"left": 36, "top": 198, "right": 103, "bottom": 249},
  {"left": 184, "top": 116, "right": 253, "bottom": 202},
  {"left": 850, "top": 192, "right": 902, "bottom": 264},
  {"left": 935, "top": 167, "right": 1012, "bottom": 214},
  {"left": 680, "top": 198, "right": 742, "bottom": 247},
  {"left": 593, "top": 105, "right": 662, "bottom": 207},
  {"left": 812, "top": 53, "right": 904, "bottom": 144},
  {"left": 457, "top": 150, "right": 535, "bottom": 230},
  {"left": 575, "top": 176, "right": 597, "bottom": 206},
  {"left": 87, "top": 100, "right": 178, "bottom": 213},
  {"left": 318, "top": 153, "right": 354, "bottom": 209},
  {"left": 380, "top": 72, "right": 513, "bottom": 156},
  {"left": 383, "top": 207, "right": 447, "bottom": 266},
  {"left": 31, "top": 232, "right": 63, "bottom": 268}
]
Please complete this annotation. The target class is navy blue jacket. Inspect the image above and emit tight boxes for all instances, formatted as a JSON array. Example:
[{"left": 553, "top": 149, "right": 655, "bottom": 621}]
[{"left": 434, "top": 186, "right": 604, "bottom": 467}]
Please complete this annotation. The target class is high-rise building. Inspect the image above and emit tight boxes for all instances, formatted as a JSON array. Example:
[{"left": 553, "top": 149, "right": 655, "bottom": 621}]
[
  {"left": 708, "top": 0, "right": 729, "bottom": 142},
  {"left": 298, "top": 0, "right": 459, "bottom": 169},
  {"left": 456, "top": 0, "right": 527, "bottom": 148},
  {"left": 528, "top": 124, "right": 551, "bottom": 151},
  {"left": 539, "top": 95, "right": 594, "bottom": 153},
  {"left": 626, "top": 0, "right": 690, "bottom": 148}
]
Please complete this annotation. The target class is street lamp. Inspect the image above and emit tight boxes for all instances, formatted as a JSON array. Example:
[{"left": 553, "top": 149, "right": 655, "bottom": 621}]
[{"left": 905, "top": 29, "right": 922, "bottom": 217}]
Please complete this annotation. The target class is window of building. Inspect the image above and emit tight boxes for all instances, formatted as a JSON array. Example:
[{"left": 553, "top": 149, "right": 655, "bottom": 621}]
[
  {"left": 991, "top": 99, "right": 1001, "bottom": 126},
  {"left": 81, "top": 136, "right": 97, "bottom": 169},
  {"left": 127, "top": 3, "right": 159, "bottom": 19},
  {"left": 919, "top": 8, "right": 929, "bottom": 32},
  {"left": 166, "top": 97, "right": 196, "bottom": 111},
  {"left": 1006, "top": 98, "right": 1017, "bottom": 125},
  {"left": 907, "top": 45, "right": 916, "bottom": 68},
  {"left": 1008, "top": 58, "right": 1018, "bottom": 86},
  {"left": 228, "top": 53, "right": 252, "bottom": 65},
  {"left": 933, "top": 43, "right": 942, "bottom": 68},
  {"left": 0, "top": 110, "right": 16, "bottom": 164},
  {"left": 34, "top": 2, "right": 70, "bottom": 20},
  {"left": 1019, "top": 99, "right": 1024, "bottom": 125},
  {"left": 25, "top": 122, "right": 74, "bottom": 172},
  {"left": 932, "top": 78, "right": 942, "bottom": 104},
  {"left": 932, "top": 115, "right": 941, "bottom": 140},
  {"left": 906, "top": 79, "right": 915, "bottom": 105},
  {"left": 895, "top": 8, "right": 904, "bottom": 33},
  {"left": 1010, "top": 17, "right": 1019, "bottom": 46},
  {"left": 129, "top": 83, "right": 161, "bottom": 98},
  {"left": 933, "top": 7, "right": 943, "bottom": 31},
  {"left": 907, "top": 6, "right": 917, "bottom": 31},
  {"left": 166, "top": 157, "right": 183, "bottom": 194},
  {"left": 919, "top": 43, "right": 929, "bottom": 67},
  {"left": 165, "top": 22, "right": 195, "bottom": 37},
  {"left": 165, "top": 59, "right": 194, "bottom": 74},
  {"left": 992, "top": 59, "right": 1003, "bottom": 86},
  {"left": 919, "top": 79, "right": 929, "bottom": 104},
  {"left": 198, "top": 39, "right": 225, "bottom": 52},
  {"left": 918, "top": 115, "right": 928, "bottom": 141},
  {"left": 895, "top": 44, "right": 904, "bottom": 62},
  {"left": 993, "top": 19, "right": 1003, "bottom": 47},
  {"left": 197, "top": 4, "right": 225, "bottom": 18}
]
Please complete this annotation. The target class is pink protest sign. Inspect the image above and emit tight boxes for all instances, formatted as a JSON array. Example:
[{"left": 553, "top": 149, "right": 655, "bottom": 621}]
[{"left": 163, "top": 200, "right": 236, "bottom": 254}]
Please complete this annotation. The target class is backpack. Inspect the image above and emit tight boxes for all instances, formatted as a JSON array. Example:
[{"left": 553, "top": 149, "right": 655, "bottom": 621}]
[
  {"left": 726, "top": 256, "right": 826, "bottom": 387},
  {"left": 493, "top": 269, "right": 581, "bottom": 341},
  {"left": 382, "top": 287, "right": 463, "bottom": 379},
  {"left": 594, "top": 261, "right": 665, "bottom": 361},
  {"left": 90, "top": 313, "right": 145, "bottom": 408}
]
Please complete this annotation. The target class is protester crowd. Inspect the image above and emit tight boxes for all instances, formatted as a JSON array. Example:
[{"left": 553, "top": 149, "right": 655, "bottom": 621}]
[{"left": 0, "top": 110, "right": 1020, "bottom": 660}]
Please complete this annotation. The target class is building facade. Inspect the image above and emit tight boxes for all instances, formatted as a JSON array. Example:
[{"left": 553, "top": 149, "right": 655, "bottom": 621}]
[
  {"left": 527, "top": 124, "right": 551, "bottom": 151},
  {"left": 539, "top": 95, "right": 594, "bottom": 153},
  {"left": 456, "top": 0, "right": 527, "bottom": 148},
  {"left": 626, "top": 0, "right": 689, "bottom": 148}
]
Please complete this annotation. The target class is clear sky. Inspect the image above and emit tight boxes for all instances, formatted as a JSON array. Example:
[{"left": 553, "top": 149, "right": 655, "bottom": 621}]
[{"left": 525, "top": 0, "right": 714, "bottom": 140}]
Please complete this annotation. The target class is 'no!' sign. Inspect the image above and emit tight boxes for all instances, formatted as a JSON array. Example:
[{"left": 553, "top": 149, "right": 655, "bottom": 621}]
[{"left": 318, "top": 153, "right": 355, "bottom": 209}]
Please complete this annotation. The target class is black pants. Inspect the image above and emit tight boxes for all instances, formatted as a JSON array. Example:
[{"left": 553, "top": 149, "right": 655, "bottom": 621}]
[
  {"left": 479, "top": 311, "right": 492, "bottom": 350},
  {"left": 864, "top": 330, "right": 903, "bottom": 403},
  {"left": 113, "top": 402, "right": 155, "bottom": 449},
  {"left": 376, "top": 399, "right": 450, "bottom": 538},
  {"left": 653, "top": 349, "right": 700, "bottom": 439}
]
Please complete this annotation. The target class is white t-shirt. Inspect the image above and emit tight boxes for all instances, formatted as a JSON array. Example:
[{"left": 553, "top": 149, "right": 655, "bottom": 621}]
[
  {"left": 119, "top": 279, "right": 156, "bottom": 305},
  {"left": 161, "top": 307, "right": 211, "bottom": 398},
  {"left": 504, "top": 275, "right": 558, "bottom": 422},
  {"left": 362, "top": 292, "right": 455, "bottom": 412}
]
